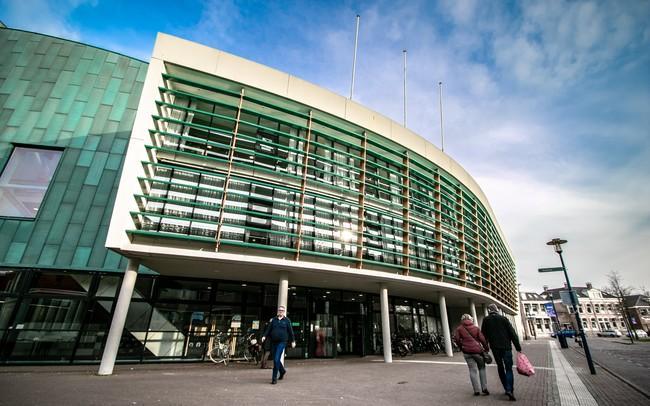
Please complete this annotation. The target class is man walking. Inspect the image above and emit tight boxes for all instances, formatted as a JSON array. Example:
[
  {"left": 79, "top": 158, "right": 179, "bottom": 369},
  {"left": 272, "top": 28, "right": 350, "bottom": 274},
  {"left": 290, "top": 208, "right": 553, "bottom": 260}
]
[
  {"left": 481, "top": 303, "right": 521, "bottom": 401},
  {"left": 261, "top": 305, "right": 296, "bottom": 384}
]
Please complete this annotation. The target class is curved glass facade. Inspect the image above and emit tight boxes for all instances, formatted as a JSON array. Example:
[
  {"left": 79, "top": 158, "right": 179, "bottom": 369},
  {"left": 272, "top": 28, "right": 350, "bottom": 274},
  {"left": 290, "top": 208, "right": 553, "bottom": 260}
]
[{"left": 128, "top": 64, "right": 517, "bottom": 309}]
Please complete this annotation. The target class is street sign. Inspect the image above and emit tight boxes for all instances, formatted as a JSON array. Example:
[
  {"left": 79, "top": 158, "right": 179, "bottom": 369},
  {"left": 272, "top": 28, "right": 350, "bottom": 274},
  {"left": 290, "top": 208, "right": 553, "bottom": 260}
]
[
  {"left": 560, "top": 290, "right": 579, "bottom": 306},
  {"left": 544, "top": 303, "right": 556, "bottom": 318},
  {"left": 538, "top": 267, "right": 564, "bottom": 273}
]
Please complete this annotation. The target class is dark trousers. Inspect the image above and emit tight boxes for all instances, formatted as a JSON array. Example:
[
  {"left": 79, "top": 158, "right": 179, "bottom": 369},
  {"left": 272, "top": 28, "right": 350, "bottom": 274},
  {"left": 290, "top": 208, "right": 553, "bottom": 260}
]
[
  {"left": 271, "top": 341, "right": 287, "bottom": 381},
  {"left": 492, "top": 348, "right": 514, "bottom": 393}
]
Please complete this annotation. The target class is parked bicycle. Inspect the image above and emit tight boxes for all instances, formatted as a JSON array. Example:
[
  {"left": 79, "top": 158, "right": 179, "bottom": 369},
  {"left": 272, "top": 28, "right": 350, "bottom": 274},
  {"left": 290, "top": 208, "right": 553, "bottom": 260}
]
[
  {"left": 208, "top": 331, "right": 231, "bottom": 365},
  {"left": 208, "top": 331, "right": 261, "bottom": 365}
]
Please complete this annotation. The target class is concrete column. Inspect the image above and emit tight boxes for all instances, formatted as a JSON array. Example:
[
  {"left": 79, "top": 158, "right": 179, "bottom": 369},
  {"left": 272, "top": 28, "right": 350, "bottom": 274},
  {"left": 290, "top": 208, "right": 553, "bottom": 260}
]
[
  {"left": 469, "top": 299, "right": 478, "bottom": 325},
  {"left": 277, "top": 271, "right": 289, "bottom": 365},
  {"left": 379, "top": 283, "right": 392, "bottom": 363},
  {"left": 278, "top": 271, "right": 289, "bottom": 309},
  {"left": 98, "top": 258, "right": 140, "bottom": 376},
  {"left": 483, "top": 304, "right": 488, "bottom": 317},
  {"left": 439, "top": 293, "right": 453, "bottom": 357}
]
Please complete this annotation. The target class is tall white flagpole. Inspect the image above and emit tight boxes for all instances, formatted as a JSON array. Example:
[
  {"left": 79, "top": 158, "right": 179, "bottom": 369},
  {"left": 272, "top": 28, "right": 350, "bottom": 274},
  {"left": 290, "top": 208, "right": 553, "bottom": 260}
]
[
  {"left": 349, "top": 15, "right": 360, "bottom": 100},
  {"left": 403, "top": 49, "right": 407, "bottom": 127},
  {"left": 439, "top": 81, "right": 444, "bottom": 152}
]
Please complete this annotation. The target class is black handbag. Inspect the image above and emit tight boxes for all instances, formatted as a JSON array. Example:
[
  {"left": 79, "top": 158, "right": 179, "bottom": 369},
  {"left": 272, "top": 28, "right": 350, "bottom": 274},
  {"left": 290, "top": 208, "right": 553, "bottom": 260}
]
[
  {"left": 462, "top": 326, "right": 492, "bottom": 365},
  {"left": 482, "top": 352, "right": 493, "bottom": 364}
]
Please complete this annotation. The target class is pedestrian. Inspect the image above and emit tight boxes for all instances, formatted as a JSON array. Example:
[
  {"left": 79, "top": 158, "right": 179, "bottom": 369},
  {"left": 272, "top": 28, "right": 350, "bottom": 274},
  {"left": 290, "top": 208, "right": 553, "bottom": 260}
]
[
  {"left": 261, "top": 305, "right": 296, "bottom": 384},
  {"left": 481, "top": 303, "right": 522, "bottom": 401},
  {"left": 454, "top": 314, "right": 490, "bottom": 397}
]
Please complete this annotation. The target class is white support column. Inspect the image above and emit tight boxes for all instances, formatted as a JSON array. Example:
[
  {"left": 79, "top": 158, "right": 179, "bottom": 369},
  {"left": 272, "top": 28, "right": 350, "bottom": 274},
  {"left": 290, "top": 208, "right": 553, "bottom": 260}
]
[
  {"left": 98, "top": 258, "right": 140, "bottom": 376},
  {"left": 439, "top": 293, "right": 453, "bottom": 357},
  {"left": 278, "top": 271, "right": 290, "bottom": 365},
  {"left": 469, "top": 299, "right": 478, "bottom": 325},
  {"left": 483, "top": 304, "right": 488, "bottom": 317},
  {"left": 278, "top": 271, "right": 289, "bottom": 309},
  {"left": 380, "top": 283, "right": 392, "bottom": 363}
]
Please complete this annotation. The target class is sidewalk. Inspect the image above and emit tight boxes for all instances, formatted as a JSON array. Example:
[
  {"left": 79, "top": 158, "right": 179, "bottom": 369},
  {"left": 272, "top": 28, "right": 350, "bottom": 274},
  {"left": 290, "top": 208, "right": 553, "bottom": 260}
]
[
  {"left": 562, "top": 346, "right": 649, "bottom": 406},
  {"left": 0, "top": 339, "right": 639, "bottom": 406}
]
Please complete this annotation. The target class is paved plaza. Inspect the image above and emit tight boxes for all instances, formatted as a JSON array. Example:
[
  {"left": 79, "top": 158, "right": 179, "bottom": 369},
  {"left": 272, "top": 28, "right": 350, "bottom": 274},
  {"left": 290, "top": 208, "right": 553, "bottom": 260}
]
[{"left": 0, "top": 339, "right": 647, "bottom": 405}]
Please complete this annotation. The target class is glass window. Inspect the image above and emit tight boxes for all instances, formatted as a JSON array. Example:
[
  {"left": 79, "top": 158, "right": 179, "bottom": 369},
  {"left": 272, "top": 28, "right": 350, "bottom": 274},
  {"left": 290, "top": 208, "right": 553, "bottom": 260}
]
[
  {"left": 117, "top": 301, "right": 153, "bottom": 359},
  {"left": 74, "top": 300, "right": 114, "bottom": 360},
  {"left": 0, "top": 146, "right": 63, "bottom": 218},
  {"left": 158, "top": 278, "right": 211, "bottom": 301},
  {"left": 96, "top": 275, "right": 121, "bottom": 298},
  {"left": 0, "top": 297, "right": 18, "bottom": 330},
  {"left": 29, "top": 271, "right": 90, "bottom": 296},
  {"left": 0, "top": 269, "right": 24, "bottom": 293}
]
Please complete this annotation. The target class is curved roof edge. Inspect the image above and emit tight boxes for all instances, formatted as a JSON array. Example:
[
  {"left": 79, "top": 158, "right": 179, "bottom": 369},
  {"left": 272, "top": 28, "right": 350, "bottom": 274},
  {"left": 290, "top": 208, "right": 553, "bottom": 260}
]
[
  {"left": 151, "top": 32, "right": 514, "bottom": 261},
  {"left": 0, "top": 26, "right": 149, "bottom": 65}
]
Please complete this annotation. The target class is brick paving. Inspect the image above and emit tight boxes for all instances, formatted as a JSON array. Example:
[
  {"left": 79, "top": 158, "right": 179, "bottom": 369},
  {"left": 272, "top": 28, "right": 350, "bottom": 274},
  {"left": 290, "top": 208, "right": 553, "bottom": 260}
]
[
  {"left": 562, "top": 346, "right": 649, "bottom": 406},
  {"left": 516, "top": 339, "right": 559, "bottom": 405},
  {"left": 0, "top": 338, "right": 634, "bottom": 406}
]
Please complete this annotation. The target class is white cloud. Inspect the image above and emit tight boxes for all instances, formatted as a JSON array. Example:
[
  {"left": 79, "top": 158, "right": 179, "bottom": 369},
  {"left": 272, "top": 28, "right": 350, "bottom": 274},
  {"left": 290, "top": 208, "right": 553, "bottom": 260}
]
[
  {"left": 478, "top": 154, "right": 650, "bottom": 292},
  {"left": 178, "top": 0, "right": 242, "bottom": 49},
  {"left": 492, "top": 0, "right": 648, "bottom": 90},
  {"left": 443, "top": 0, "right": 478, "bottom": 25},
  {"left": 1, "top": 0, "right": 96, "bottom": 40}
]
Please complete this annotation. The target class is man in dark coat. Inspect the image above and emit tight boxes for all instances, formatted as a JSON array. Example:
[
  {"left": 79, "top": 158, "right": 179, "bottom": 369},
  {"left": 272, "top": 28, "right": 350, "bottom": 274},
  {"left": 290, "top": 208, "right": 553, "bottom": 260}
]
[
  {"left": 261, "top": 305, "right": 296, "bottom": 384},
  {"left": 481, "top": 303, "right": 521, "bottom": 401}
]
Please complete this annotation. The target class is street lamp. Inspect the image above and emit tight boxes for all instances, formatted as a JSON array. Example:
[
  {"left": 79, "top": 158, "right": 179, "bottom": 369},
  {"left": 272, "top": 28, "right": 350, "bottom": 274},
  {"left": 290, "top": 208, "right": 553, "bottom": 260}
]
[{"left": 543, "top": 238, "right": 597, "bottom": 375}]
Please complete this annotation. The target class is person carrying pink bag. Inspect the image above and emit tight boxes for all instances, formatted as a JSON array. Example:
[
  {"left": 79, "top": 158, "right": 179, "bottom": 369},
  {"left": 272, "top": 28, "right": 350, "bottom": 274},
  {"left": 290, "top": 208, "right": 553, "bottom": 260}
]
[{"left": 481, "top": 303, "right": 522, "bottom": 401}]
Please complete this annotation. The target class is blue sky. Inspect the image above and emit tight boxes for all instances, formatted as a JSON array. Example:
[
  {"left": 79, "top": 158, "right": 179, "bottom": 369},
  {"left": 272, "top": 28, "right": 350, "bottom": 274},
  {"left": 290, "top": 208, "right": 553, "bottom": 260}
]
[{"left": 2, "top": 0, "right": 649, "bottom": 293}]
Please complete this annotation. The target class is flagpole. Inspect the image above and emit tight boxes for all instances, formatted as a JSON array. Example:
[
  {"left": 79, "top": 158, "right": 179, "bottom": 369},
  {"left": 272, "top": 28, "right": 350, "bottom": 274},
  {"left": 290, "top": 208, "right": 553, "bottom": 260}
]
[
  {"left": 403, "top": 49, "right": 407, "bottom": 127},
  {"left": 349, "top": 15, "right": 360, "bottom": 100},
  {"left": 439, "top": 81, "right": 444, "bottom": 152}
]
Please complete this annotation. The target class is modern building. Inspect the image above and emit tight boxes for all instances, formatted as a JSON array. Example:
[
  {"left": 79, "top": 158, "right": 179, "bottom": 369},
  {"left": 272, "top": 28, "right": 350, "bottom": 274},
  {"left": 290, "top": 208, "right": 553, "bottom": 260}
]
[
  {"left": 544, "top": 284, "right": 626, "bottom": 335},
  {"left": 0, "top": 26, "right": 518, "bottom": 370}
]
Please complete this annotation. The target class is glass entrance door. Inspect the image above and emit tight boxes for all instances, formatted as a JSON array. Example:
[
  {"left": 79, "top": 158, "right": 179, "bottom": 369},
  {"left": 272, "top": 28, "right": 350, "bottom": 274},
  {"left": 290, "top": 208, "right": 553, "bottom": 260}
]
[
  {"left": 336, "top": 315, "right": 364, "bottom": 355},
  {"left": 311, "top": 314, "right": 335, "bottom": 357}
]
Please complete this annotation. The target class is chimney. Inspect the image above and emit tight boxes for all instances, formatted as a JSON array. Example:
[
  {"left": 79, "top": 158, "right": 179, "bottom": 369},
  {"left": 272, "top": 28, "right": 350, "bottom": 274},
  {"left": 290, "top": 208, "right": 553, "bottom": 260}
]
[
  {"left": 543, "top": 285, "right": 548, "bottom": 292},
  {"left": 563, "top": 282, "right": 568, "bottom": 288},
  {"left": 586, "top": 282, "right": 593, "bottom": 289}
]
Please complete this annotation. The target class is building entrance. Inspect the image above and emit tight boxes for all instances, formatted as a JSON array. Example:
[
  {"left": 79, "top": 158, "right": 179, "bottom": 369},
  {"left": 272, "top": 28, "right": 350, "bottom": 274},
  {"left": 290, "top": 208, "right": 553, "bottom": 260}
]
[{"left": 336, "top": 315, "right": 364, "bottom": 355}]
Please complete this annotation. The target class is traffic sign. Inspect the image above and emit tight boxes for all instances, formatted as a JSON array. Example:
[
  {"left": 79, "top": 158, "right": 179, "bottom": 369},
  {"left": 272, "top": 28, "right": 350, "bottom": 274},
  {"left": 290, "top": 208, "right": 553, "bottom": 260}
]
[
  {"left": 538, "top": 267, "right": 564, "bottom": 273},
  {"left": 560, "top": 290, "right": 579, "bottom": 306}
]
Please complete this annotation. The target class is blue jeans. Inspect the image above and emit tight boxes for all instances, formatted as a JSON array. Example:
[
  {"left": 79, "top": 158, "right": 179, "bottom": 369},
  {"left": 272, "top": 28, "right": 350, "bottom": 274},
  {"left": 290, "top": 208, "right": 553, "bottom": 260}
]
[
  {"left": 492, "top": 349, "right": 514, "bottom": 393},
  {"left": 271, "top": 341, "right": 286, "bottom": 381}
]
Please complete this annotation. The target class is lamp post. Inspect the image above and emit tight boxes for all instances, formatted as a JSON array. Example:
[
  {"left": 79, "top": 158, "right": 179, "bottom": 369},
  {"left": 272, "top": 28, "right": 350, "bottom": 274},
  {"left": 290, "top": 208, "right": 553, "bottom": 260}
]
[{"left": 544, "top": 238, "right": 596, "bottom": 375}]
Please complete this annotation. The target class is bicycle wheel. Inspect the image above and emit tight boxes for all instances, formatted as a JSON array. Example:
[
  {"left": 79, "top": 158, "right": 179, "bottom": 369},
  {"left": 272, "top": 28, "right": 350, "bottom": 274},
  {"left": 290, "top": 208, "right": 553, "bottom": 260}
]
[
  {"left": 221, "top": 345, "right": 230, "bottom": 366},
  {"left": 209, "top": 345, "right": 228, "bottom": 365},
  {"left": 208, "top": 345, "right": 220, "bottom": 363}
]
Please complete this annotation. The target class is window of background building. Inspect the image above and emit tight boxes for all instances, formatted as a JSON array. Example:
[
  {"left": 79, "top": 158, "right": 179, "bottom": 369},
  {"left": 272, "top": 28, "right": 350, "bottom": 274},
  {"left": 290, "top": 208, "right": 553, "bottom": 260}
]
[{"left": 0, "top": 146, "right": 63, "bottom": 218}]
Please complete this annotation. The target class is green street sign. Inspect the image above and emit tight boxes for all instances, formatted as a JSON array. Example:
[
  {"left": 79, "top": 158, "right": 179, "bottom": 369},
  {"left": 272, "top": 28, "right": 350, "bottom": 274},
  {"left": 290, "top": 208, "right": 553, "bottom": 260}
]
[{"left": 538, "top": 267, "right": 564, "bottom": 273}]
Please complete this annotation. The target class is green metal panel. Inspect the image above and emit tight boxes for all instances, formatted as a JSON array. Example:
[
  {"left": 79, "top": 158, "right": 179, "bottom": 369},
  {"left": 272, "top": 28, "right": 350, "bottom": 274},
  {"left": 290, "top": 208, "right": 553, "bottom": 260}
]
[
  {"left": 38, "top": 244, "right": 59, "bottom": 265},
  {"left": 71, "top": 246, "right": 92, "bottom": 267},
  {"left": 0, "top": 220, "right": 19, "bottom": 260},
  {"left": 4, "top": 242, "right": 26, "bottom": 263},
  {"left": 0, "top": 28, "right": 147, "bottom": 274}
]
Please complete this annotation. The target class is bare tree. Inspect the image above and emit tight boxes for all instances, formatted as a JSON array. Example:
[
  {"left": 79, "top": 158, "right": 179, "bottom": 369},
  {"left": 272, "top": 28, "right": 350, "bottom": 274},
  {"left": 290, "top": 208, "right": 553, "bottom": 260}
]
[
  {"left": 602, "top": 271, "right": 636, "bottom": 342},
  {"left": 640, "top": 286, "right": 650, "bottom": 297}
]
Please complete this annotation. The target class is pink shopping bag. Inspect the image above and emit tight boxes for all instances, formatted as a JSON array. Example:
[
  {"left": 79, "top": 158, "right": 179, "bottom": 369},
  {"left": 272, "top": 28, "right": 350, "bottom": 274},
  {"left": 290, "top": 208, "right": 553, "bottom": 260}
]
[{"left": 516, "top": 352, "right": 535, "bottom": 376}]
